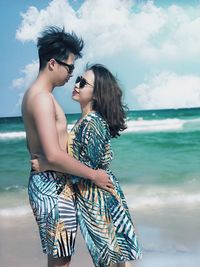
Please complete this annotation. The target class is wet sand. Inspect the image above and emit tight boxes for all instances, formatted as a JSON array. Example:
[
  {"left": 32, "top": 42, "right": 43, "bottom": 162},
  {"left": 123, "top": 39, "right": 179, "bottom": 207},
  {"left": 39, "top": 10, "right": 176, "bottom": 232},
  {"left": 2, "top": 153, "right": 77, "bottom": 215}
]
[{"left": 1, "top": 204, "right": 200, "bottom": 267}]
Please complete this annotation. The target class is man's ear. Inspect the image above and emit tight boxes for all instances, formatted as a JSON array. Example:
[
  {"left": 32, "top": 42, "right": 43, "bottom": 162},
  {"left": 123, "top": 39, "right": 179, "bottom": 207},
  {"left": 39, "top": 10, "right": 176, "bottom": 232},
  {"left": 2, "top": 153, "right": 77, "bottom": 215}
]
[{"left": 48, "top": 58, "right": 56, "bottom": 71}]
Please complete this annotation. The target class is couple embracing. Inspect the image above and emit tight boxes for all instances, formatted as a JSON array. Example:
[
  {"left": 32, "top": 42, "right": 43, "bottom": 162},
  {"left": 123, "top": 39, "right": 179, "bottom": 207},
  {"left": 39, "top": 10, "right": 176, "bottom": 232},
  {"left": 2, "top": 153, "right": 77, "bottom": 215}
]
[{"left": 22, "top": 26, "right": 141, "bottom": 267}]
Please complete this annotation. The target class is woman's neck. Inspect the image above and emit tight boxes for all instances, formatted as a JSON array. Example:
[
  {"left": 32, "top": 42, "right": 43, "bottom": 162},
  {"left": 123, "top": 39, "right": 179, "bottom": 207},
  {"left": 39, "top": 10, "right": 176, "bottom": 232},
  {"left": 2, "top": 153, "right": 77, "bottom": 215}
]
[{"left": 81, "top": 105, "right": 93, "bottom": 118}]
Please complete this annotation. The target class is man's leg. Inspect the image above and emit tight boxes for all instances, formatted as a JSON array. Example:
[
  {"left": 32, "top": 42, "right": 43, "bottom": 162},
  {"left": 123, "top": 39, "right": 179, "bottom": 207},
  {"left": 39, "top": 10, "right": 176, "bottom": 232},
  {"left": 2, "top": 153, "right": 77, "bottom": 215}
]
[
  {"left": 48, "top": 255, "right": 71, "bottom": 267},
  {"left": 117, "top": 261, "right": 132, "bottom": 267},
  {"left": 110, "top": 262, "right": 132, "bottom": 267},
  {"left": 117, "top": 262, "right": 132, "bottom": 267}
]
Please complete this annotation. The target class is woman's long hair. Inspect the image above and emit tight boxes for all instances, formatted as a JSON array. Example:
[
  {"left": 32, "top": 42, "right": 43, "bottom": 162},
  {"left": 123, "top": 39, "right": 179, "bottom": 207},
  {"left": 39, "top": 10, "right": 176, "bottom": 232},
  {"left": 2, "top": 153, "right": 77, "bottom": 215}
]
[{"left": 87, "top": 64, "right": 128, "bottom": 138}]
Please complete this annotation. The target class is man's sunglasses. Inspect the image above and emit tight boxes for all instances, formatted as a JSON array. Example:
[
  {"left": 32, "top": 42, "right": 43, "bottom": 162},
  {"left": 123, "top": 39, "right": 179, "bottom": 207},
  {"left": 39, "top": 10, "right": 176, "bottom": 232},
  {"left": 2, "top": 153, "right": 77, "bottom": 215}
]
[
  {"left": 54, "top": 58, "right": 74, "bottom": 74},
  {"left": 75, "top": 76, "right": 93, "bottom": 89}
]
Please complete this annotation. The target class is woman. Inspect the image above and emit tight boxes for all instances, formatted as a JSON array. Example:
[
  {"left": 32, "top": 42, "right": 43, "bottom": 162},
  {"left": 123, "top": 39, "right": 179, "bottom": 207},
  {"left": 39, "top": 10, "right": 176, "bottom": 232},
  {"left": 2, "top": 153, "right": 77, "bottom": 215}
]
[{"left": 33, "top": 64, "right": 142, "bottom": 266}]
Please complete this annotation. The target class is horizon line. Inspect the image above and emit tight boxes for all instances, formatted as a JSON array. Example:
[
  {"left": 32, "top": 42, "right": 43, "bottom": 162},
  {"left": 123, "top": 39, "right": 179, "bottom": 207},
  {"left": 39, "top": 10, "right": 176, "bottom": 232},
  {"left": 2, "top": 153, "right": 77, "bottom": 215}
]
[{"left": 1, "top": 106, "right": 200, "bottom": 119}]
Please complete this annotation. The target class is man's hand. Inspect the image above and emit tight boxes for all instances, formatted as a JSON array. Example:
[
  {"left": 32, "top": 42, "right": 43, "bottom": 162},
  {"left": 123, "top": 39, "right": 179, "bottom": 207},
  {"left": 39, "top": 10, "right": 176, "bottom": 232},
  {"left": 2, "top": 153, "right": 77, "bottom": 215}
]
[
  {"left": 30, "top": 154, "right": 49, "bottom": 172},
  {"left": 92, "top": 169, "right": 114, "bottom": 194}
]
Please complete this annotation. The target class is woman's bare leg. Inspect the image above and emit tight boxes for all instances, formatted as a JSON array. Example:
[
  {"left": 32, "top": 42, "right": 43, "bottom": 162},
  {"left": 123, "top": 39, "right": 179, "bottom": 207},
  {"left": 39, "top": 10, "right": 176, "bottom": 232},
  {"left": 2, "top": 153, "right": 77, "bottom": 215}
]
[{"left": 48, "top": 255, "right": 71, "bottom": 267}]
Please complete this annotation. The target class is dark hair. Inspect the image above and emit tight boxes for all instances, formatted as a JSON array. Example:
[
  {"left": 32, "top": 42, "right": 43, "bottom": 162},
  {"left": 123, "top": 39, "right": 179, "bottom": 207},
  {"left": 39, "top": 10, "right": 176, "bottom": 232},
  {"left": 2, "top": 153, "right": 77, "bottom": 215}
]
[
  {"left": 37, "top": 26, "right": 84, "bottom": 70},
  {"left": 87, "top": 64, "right": 128, "bottom": 138}
]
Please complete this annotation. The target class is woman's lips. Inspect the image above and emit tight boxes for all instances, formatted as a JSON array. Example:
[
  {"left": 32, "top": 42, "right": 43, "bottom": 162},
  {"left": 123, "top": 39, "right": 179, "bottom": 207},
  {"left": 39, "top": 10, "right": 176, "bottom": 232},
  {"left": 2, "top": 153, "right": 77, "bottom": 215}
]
[{"left": 72, "top": 89, "right": 79, "bottom": 96}]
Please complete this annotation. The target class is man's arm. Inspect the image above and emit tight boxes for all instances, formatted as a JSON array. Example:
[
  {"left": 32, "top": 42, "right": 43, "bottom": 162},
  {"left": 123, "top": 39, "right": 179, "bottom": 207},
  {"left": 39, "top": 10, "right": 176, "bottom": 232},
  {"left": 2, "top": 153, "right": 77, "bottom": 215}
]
[{"left": 31, "top": 92, "right": 113, "bottom": 191}]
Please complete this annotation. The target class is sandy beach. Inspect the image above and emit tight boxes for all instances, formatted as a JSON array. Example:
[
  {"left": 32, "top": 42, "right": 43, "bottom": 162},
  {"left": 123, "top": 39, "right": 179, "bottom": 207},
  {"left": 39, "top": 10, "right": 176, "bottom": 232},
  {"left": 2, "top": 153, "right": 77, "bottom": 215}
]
[{"left": 1, "top": 203, "right": 200, "bottom": 267}]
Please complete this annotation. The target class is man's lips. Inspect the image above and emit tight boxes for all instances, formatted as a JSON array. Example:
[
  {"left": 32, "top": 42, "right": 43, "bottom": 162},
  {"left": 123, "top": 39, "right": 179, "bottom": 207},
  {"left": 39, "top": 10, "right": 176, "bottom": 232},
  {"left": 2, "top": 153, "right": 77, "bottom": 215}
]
[{"left": 65, "top": 75, "right": 73, "bottom": 82}]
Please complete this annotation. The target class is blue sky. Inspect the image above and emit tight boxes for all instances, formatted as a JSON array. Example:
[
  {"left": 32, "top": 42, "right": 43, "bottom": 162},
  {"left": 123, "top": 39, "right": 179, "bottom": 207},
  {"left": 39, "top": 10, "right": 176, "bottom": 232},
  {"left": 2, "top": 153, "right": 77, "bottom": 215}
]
[{"left": 1, "top": 0, "right": 200, "bottom": 117}]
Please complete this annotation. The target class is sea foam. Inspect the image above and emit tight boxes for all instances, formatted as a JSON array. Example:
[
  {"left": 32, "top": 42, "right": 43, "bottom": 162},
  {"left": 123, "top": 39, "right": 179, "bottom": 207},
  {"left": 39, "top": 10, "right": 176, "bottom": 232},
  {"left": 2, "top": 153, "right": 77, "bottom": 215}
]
[
  {"left": 0, "top": 124, "right": 74, "bottom": 140},
  {"left": 1, "top": 118, "right": 200, "bottom": 141},
  {"left": 125, "top": 117, "right": 200, "bottom": 133},
  {"left": 0, "top": 131, "right": 26, "bottom": 140},
  {"left": 0, "top": 205, "right": 31, "bottom": 217},
  {"left": 1, "top": 185, "right": 200, "bottom": 217},
  {"left": 124, "top": 185, "right": 200, "bottom": 210}
]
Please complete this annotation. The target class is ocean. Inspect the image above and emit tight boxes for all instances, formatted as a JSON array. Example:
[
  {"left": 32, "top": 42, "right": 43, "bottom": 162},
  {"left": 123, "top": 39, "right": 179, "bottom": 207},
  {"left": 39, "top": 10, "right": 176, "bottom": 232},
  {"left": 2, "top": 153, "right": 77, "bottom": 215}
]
[{"left": 0, "top": 108, "right": 200, "bottom": 217}]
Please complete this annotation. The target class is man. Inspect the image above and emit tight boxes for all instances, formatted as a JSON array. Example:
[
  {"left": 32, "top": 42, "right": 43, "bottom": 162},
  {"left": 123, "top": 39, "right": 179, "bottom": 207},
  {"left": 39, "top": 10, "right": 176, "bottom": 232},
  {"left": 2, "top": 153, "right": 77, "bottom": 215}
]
[{"left": 22, "top": 26, "right": 113, "bottom": 267}]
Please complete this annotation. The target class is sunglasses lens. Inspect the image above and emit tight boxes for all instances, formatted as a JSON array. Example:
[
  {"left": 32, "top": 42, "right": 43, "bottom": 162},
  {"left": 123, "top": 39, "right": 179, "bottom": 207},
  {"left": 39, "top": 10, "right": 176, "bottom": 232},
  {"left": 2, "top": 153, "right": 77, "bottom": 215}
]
[
  {"left": 80, "top": 79, "right": 87, "bottom": 88},
  {"left": 68, "top": 65, "right": 74, "bottom": 74},
  {"left": 75, "top": 76, "right": 81, "bottom": 84},
  {"left": 75, "top": 76, "right": 87, "bottom": 88}
]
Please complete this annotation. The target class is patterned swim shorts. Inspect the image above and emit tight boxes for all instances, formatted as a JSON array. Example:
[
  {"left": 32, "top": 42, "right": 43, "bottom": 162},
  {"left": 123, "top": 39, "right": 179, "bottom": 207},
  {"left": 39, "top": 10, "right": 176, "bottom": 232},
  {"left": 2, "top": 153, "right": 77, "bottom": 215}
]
[{"left": 28, "top": 171, "right": 77, "bottom": 258}]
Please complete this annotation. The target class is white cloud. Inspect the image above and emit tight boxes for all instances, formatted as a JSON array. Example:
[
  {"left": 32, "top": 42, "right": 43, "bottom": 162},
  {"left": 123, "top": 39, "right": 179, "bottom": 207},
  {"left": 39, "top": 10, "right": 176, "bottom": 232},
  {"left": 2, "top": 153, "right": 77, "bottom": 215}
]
[
  {"left": 12, "top": 60, "right": 38, "bottom": 90},
  {"left": 14, "top": 0, "right": 200, "bottom": 111},
  {"left": 13, "top": 93, "right": 25, "bottom": 111},
  {"left": 12, "top": 78, "right": 24, "bottom": 89},
  {"left": 16, "top": 0, "right": 200, "bottom": 61},
  {"left": 16, "top": 0, "right": 76, "bottom": 42},
  {"left": 132, "top": 72, "right": 200, "bottom": 110},
  {"left": 12, "top": 61, "right": 38, "bottom": 113}
]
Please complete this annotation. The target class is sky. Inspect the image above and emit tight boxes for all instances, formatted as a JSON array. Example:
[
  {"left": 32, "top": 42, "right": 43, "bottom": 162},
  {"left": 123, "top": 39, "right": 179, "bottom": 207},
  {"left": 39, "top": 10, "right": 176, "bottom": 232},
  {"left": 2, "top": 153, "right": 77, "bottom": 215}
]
[{"left": 1, "top": 0, "right": 200, "bottom": 117}]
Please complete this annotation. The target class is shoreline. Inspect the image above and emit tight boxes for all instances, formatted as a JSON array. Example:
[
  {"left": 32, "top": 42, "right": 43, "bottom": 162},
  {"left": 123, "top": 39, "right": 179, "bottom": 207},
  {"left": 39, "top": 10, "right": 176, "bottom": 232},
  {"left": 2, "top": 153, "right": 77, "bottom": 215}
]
[{"left": 1, "top": 205, "right": 200, "bottom": 267}]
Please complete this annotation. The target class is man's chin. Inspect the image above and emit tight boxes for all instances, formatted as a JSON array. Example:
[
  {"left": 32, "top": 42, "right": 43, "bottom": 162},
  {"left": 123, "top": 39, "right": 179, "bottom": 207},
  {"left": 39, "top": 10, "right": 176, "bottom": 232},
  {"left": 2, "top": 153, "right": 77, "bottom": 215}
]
[{"left": 58, "top": 80, "right": 68, "bottom": 87}]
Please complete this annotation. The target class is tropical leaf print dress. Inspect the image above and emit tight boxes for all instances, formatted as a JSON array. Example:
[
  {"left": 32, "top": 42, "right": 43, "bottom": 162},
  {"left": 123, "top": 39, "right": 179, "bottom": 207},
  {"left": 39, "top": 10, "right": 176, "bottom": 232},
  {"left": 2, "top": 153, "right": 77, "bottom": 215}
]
[{"left": 68, "top": 111, "right": 142, "bottom": 267}]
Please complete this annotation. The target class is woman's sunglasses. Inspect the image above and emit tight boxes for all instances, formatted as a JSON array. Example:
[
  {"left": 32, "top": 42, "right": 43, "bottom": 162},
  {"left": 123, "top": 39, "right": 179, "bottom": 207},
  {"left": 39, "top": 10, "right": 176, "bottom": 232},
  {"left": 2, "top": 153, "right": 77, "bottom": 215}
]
[{"left": 75, "top": 76, "right": 93, "bottom": 89}]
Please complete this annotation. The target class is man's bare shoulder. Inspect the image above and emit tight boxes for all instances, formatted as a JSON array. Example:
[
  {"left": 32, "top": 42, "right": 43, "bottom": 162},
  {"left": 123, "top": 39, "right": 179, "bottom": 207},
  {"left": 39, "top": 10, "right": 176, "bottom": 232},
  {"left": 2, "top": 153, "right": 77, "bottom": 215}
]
[
  {"left": 27, "top": 85, "right": 52, "bottom": 100},
  {"left": 32, "top": 91, "right": 53, "bottom": 105},
  {"left": 23, "top": 87, "right": 54, "bottom": 113}
]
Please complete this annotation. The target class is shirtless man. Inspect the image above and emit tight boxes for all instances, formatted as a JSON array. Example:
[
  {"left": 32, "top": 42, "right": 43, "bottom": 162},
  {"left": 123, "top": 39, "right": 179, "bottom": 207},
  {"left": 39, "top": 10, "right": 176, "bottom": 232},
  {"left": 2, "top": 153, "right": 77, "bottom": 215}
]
[{"left": 21, "top": 27, "right": 113, "bottom": 267}]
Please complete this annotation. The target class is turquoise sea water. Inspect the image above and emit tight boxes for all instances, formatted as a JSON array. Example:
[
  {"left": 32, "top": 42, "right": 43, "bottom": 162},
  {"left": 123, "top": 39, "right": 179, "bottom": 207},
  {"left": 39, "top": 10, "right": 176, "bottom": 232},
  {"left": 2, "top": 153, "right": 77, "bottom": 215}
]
[{"left": 0, "top": 108, "right": 200, "bottom": 216}]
